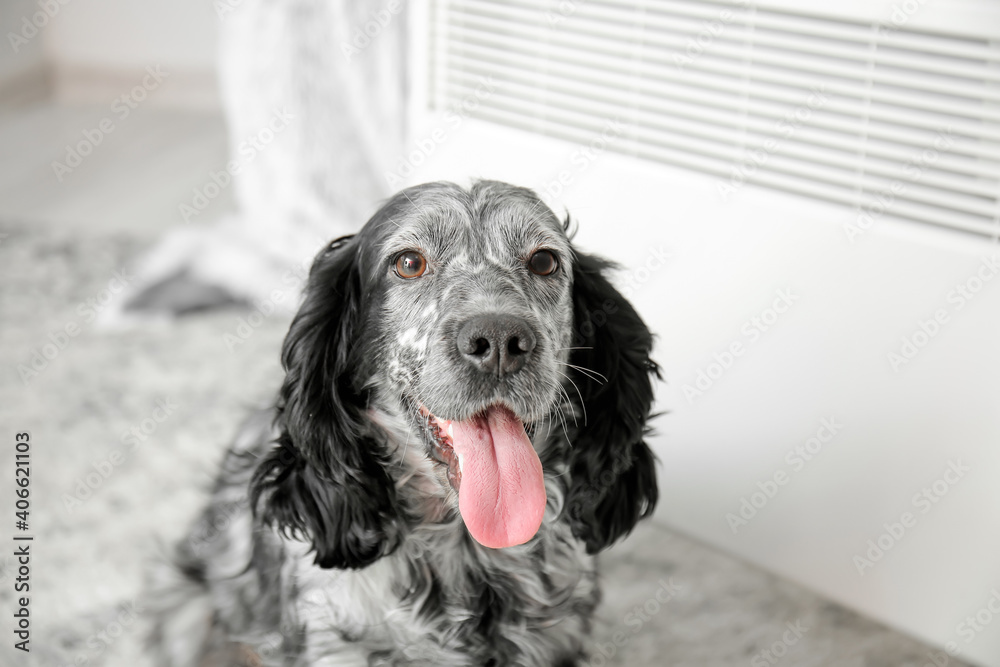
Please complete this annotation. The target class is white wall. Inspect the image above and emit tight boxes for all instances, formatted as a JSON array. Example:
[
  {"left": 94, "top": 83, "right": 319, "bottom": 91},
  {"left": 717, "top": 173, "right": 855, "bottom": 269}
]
[
  {"left": 0, "top": 0, "right": 47, "bottom": 86},
  {"left": 5, "top": 0, "right": 223, "bottom": 107},
  {"left": 401, "top": 114, "right": 1000, "bottom": 667},
  {"left": 44, "top": 0, "right": 219, "bottom": 74}
]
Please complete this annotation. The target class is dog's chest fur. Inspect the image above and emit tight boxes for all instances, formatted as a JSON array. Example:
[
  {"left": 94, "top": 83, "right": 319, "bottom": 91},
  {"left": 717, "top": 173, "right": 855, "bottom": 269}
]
[{"left": 291, "top": 509, "right": 598, "bottom": 665}]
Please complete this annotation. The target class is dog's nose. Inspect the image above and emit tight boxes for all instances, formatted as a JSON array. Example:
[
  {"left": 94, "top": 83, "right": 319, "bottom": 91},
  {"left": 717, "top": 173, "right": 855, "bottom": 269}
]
[{"left": 458, "top": 315, "right": 537, "bottom": 376}]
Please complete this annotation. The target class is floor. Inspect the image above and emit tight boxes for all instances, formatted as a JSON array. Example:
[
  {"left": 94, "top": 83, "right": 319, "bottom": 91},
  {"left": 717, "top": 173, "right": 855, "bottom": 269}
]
[{"left": 0, "top": 99, "right": 970, "bottom": 666}]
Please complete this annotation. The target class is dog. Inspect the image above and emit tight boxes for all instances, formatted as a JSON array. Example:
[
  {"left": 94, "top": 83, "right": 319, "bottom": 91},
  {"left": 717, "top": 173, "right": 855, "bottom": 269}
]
[{"left": 149, "top": 180, "right": 660, "bottom": 666}]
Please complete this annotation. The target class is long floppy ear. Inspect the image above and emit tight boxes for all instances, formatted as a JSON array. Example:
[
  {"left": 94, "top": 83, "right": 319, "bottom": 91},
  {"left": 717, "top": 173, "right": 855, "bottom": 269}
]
[
  {"left": 250, "top": 235, "right": 402, "bottom": 569},
  {"left": 564, "top": 251, "right": 660, "bottom": 554}
]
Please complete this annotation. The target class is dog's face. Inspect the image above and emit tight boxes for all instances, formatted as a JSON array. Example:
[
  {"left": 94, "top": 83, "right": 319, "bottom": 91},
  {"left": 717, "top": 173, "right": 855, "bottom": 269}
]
[
  {"left": 373, "top": 183, "right": 574, "bottom": 426},
  {"left": 354, "top": 183, "right": 579, "bottom": 548},
  {"left": 252, "top": 181, "right": 659, "bottom": 569}
]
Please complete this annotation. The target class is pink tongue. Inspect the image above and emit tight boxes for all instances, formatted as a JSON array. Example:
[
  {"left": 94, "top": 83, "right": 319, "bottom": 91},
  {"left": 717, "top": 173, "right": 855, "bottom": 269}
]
[{"left": 449, "top": 405, "right": 546, "bottom": 548}]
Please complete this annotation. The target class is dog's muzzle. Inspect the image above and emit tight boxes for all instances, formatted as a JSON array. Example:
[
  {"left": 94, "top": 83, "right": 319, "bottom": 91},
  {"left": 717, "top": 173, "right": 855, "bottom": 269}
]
[{"left": 457, "top": 314, "right": 537, "bottom": 377}]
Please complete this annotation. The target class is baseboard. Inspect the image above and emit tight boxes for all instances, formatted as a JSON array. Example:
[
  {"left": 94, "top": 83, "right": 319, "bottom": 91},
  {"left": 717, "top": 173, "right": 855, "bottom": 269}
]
[
  {"left": 51, "top": 64, "right": 221, "bottom": 111},
  {"left": 0, "top": 62, "right": 52, "bottom": 109}
]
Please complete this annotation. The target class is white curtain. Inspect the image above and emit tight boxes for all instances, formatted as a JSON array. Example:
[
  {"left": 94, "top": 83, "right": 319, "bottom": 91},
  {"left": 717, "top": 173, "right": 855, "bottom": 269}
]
[{"left": 116, "top": 0, "right": 408, "bottom": 318}]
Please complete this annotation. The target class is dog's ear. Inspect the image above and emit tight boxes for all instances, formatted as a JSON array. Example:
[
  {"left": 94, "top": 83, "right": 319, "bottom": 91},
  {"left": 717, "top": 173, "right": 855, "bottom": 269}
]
[
  {"left": 564, "top": 251, "right": 660, "bottom": 554},
  {"left": 251, "top": 235, "right": 402, "bottom": 569}
]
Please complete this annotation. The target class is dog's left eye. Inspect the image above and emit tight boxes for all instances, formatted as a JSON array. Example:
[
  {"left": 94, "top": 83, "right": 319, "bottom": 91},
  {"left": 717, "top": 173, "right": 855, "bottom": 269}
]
[
  {"left": 527, "top": 249, "right": 559, "bottom": 276},
  {"left": 394, "top": 251, "right": 427, "bottom": 279}
]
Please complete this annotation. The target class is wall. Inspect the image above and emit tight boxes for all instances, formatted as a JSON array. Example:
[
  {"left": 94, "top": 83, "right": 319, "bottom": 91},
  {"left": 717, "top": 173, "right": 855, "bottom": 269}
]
[
  {"left": 8, "top": 0, "right": 224, "bottom": 107},
  {"left": 0, "top": 0, "right": 48, "bottom": 91},
  {"left": 44, "top": 0, "right": 219, "bottom": 74}
]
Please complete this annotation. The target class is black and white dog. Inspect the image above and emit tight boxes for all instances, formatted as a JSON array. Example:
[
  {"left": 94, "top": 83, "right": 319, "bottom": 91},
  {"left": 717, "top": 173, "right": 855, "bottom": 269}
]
[{"left": 150, "top": 180, "right": 659, "bottom": 666}]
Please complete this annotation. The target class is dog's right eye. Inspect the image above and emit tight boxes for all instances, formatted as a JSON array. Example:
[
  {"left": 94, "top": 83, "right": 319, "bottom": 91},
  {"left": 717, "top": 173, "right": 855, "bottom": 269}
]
[
  {"left": 394, "top": 251, "right": 427, "bottom": 279},
  {"left": 527, "top": 249, "right": 559, "bottom": 276}
]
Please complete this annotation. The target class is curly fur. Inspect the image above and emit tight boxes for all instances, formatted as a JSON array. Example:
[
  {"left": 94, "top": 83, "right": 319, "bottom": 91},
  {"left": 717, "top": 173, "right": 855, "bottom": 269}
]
[{"left": 148, "top": 181, "right": 660, "bottom": 666}]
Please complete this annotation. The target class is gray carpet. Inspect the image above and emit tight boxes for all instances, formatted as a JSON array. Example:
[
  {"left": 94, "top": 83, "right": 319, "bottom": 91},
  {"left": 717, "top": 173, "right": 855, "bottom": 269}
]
[{"left": 0, "top": 222, "right": 966, "bottom": 666}]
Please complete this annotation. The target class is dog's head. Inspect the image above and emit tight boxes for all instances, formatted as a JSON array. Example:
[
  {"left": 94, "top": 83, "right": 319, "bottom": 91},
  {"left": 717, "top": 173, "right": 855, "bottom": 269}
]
[{"left": 252, "top": 181, "right": 659, "bottom": 568}]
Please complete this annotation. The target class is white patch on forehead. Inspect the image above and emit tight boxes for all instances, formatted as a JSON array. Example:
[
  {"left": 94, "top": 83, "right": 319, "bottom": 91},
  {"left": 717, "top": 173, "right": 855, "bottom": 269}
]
[
  {"left": 421, "top": 303, "right": 437, "bottom": 319},
  {"left": 485, "top": 245, "right": 507, "bottom": 265}
]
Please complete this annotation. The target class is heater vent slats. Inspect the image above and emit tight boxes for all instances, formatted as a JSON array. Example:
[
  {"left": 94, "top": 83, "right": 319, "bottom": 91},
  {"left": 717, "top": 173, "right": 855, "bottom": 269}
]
[{"left": 430, "top": 0, "right": 1000, "bottom": 238}]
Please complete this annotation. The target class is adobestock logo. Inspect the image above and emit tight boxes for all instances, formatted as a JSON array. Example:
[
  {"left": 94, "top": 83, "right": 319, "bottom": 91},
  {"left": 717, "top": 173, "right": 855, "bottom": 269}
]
[
  {"left": 187, "top": 498, "right": 248, "bottom": 550},
  {"left": 180, "top": 107, "right": 295, "bottom": 223},
  {"left": 16, "top": 267, "right": 136, "bottom": 384},
  {"left": 852, "top": 459, "right": 970, "bottom": 576},
  {"left": 618, "top": 246, "right": 672, "bottom": 299},
  {"left": 877, "top": 0, "right": 929, "bottom": 34},
  {"left": 683, "top": 288, "right": 799, "bottom": 403},
  {"left": 844, "top": 126, "right": 956, "bottom": 242},
  {"left": 925, "top": 587, "right": 1000, "bottom": 666},
  {"left": 540, "top": 117, "right": 627, "bottom": 200},
  {"left": 7, "top": 0, "right": 73, "bottom": 54},
  {"left": 339, "top": 0, "right": 403, "bottom": 62},
  {"left": 46, "top": 599, "right": 145, "bottom": 666},
  {"left": 582, "top": 578, "right": 682, "bottom": 667},
  {"left": 544, "top": 0, "right": 586, "bottom": 26},
  {"left": 718, "top": 86, "right": 830, "bottom": 202},
  {"left": 222, "top": 290, "right": 291, "bottom": 351},
  {"left": 726, "top": 417, "right": 844, "bottom": 534},
  {"left": 888, "top": 255, "right": 999, "bottom": 372},
  {"left": 672, "top": 1, "right": 750, "bottom": 71},
  {"left": 51, "top": 66, "right": 169, "bottom": 182},
  {"left": 750, "top": 619, "right": 810, "bottom": 666},
  {"left": 61, "top": 397, "right": 179, "bottom": 513},
  {"left": 384, "top": 77, "right": 497, "bottom": 188}
]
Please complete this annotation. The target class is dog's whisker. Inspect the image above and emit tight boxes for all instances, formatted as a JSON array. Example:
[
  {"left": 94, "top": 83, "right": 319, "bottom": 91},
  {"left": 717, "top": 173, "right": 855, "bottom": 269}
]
[
  {"left": 561, "top": 361, "right": 607, "bottom": 381},
  {"left": 558, "top": 361, "right": 608, "bottom": 385},
  {"left": 554, "top": 369, "right": 587, "bottom": 427},
  {"left": 555, "top": 381, "right": 578, "bottom": 430},
  {"left": 555, "top": 397, "right": 572, "bottom": 443},
  {"left": 544, "top": 387, "right": 572, "bottom": 445}
]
